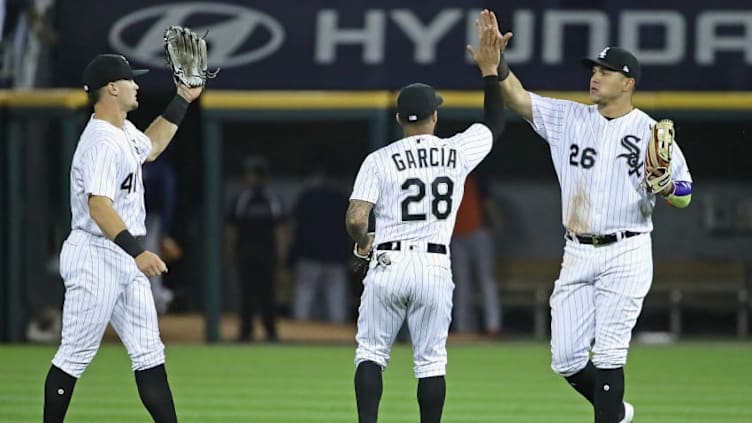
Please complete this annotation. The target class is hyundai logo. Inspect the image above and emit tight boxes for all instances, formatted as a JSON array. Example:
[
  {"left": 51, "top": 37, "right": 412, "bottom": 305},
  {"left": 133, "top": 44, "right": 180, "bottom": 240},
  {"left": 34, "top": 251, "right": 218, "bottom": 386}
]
[{"left": 109, "top": 2, "right": 284, "bottom": 68}]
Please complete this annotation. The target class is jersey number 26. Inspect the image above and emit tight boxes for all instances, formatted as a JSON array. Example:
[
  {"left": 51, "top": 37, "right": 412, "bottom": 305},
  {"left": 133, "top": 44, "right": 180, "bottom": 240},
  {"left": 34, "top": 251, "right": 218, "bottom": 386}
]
[
  {"left": 401, "top": 176, "right": 454, "bottom": 221},
  {"left": 569, "top": 144, "right": 597, "bottom": 169}
]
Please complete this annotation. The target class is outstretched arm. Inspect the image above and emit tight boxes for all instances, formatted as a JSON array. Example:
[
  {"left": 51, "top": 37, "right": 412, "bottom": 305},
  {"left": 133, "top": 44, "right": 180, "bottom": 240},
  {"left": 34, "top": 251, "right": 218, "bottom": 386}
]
[
  {"left": 145, "top": 84, "right": 202, "bottom": 161},
  {"left": 478, "top": 10, "right": 533, "bottom": 122},
  {"left": 468, "top": 10, "right": 506, "bottom": 140},
  {"left": 499, "top": 71, "right": 533, "bottom": 122}
]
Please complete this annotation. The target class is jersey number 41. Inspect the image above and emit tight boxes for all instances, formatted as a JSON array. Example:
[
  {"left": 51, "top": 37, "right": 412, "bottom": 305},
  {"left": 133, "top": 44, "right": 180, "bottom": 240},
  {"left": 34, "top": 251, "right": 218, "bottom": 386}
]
[{"left": 120, "top": 172, "right": 136, "bottom": 193}]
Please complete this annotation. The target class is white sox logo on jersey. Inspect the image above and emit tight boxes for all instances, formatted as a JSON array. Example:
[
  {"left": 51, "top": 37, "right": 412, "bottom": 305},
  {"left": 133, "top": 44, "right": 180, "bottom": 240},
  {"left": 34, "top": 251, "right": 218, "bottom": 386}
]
[{"left": 617, "top": 135, "right": 642, "bottom": 175}]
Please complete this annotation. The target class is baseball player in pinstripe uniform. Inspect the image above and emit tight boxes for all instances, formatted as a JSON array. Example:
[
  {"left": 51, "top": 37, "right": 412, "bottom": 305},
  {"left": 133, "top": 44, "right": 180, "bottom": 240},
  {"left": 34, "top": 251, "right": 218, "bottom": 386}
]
[
  {"left": 482, "top": 10, "right": 693, "bottom": 423},
  {"left": 346, "top": 14, "right": 510, "bottom": 423},
  {"left": 42, "top": 54, "right": 202, "bottom": 423}
]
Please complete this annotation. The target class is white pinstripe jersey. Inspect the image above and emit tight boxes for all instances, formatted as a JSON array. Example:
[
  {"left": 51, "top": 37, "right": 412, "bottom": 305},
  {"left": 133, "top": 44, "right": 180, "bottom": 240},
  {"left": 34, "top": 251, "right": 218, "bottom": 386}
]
[
  {"left": 69, "top": 116, "right": 152, "bottom": 236},
  {"left": 350, "top": 123, "right": 493, "bottom": 247},
  {"left": 529, "top": 93, "right": 692, "bottom": 235}
]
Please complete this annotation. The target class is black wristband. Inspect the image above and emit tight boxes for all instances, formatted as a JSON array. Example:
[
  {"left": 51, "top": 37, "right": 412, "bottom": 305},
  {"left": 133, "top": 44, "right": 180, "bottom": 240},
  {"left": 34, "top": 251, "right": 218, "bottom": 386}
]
[
  {"left": 161, "top": 95, "right": 190, "bottom": 126},
  {"left": 482, "top": 72, "right": 506, "bottom": 140},
  {"left": 498, "top": 58, "right": 511, "bottom": 81},
  {"left": 114, "top": 229, "right": 145, "bottom": 258}
]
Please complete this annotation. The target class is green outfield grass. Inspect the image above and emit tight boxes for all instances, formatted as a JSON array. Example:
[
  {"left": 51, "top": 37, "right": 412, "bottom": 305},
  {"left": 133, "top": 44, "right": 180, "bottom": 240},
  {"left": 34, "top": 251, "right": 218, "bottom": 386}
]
[{"left": 1, "top": 342, "right": 750, "bottom": 422}]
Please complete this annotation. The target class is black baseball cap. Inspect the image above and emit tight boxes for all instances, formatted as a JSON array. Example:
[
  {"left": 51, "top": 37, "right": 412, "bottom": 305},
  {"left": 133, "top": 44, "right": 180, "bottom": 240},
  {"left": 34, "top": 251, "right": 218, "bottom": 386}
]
[
  {"left": 82, "top": 54, "right": 148, "bottom": 92},
  {"left": 396, "top": 83, "right": 443, "bottom": 123},
  {"left": 581, "top": 47, "right": 640, "bottom": 83}
]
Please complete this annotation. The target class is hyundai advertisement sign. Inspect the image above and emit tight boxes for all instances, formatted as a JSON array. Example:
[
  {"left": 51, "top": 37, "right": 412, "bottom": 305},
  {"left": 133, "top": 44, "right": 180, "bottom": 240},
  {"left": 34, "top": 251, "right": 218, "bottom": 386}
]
[{"left": 55, "top": 0, "right": 751, "bottom": 90}]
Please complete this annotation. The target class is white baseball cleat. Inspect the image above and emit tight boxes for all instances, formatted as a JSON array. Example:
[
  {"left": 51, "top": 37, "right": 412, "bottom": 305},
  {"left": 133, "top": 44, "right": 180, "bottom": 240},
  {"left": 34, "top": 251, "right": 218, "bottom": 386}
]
[{"left": 619, "top": 401, "right": 634, "bottom": 423}]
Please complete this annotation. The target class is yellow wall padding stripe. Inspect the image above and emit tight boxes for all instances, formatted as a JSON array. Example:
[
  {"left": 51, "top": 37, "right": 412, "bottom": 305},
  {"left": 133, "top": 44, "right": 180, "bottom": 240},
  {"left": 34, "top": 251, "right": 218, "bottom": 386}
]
[
  {"left": 203, "top": 90, "right": 752, "bottom": 110},
  {"left": 201, "top": 91, "right": 394, "bottom": 109},
  {"left": 0, "top": 89, "right": 87, "bottom": 108},
  {"left": 201, "top": 90, "right": 752, "bottom": 111},
  {"left": 438, "top": 91, "right": 752, "bottom": 109},
  {"left": 0, "top": 90, "right": 750, "bottom": 110},
  {"left": 631, "top": 92, "right": 752, "bottom": 109}
]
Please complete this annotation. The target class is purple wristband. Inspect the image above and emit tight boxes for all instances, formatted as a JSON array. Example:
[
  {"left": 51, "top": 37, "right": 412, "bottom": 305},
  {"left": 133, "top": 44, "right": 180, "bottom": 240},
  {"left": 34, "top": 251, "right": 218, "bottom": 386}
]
[{"left": 673, "top": 181, "right": 692, "bottom": 196}]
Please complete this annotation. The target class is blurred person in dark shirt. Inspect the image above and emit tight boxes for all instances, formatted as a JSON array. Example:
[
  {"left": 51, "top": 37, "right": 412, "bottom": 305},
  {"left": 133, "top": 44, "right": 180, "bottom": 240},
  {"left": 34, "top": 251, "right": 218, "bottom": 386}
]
[
  {"left": 227, "top": 157, "right": 286, "bottom": 342},
  {"left": 451, "top": 170, "right": 503, "bottom": 337},
  {"left": 290, "top": 162, "right": 350, "bottom": 323},
  {"left": 143, "top": 159, "right": 182, "bottom": 314}
]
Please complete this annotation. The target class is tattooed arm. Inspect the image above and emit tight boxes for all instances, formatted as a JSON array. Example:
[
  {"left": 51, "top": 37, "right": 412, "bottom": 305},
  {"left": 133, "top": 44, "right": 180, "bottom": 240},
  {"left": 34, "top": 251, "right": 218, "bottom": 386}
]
[{"left": 346, "top": 199, "right": 374, "bottom": 255}]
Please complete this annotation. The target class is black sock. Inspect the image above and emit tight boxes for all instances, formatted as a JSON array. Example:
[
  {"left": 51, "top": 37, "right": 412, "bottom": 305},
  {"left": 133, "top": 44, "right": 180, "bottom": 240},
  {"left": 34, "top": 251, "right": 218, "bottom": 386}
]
[
  {"left": 135, "top": 364, "right": 178, "bottom": 423},
  {"left": 594, "top": 367, "right": 625, "bottom": 423},
  {"left": 417, "top": 376, "right": 446, "bottom": 423},
  {"left": 565, "top": 361, "right": 597, "bottom": 406},
  {"left": 354, "top": 361, "right": 383, "bottom": 423},
  {"left": 44, "top": 365, "right": 77, "bottom": 423}
]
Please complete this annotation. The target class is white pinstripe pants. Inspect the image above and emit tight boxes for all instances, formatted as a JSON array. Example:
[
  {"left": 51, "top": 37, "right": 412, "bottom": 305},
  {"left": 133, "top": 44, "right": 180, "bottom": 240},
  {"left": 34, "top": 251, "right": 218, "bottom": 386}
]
[
  {"left": 550, "top": 233, "right": 652, "bottom": 376},
  {"left": 52, "top": 230, "right": 165, "bottom": 378},
  {"left": 355, "top": 245, "right": 454, "bottom": 378}
]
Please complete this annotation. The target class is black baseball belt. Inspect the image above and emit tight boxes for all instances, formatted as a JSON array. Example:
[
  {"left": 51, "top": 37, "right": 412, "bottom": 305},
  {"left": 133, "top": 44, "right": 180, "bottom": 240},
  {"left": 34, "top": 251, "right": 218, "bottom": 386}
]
[
  {"left": 376, "top": 241, "right": 447, "bottom": 254},
  {"left": 565, "top": 231, "right": 641, "bottom": 246}
]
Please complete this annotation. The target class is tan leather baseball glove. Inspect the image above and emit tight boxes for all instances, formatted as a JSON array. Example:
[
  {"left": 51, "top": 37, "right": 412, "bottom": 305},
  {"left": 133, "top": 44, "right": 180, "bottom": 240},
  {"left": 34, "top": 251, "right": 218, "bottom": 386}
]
[
  {"left": 645, "top": 119, "right": 675, "bottom": 194},
  {"left": 163, "top": 25, "right": 218, "bottom": 88}
]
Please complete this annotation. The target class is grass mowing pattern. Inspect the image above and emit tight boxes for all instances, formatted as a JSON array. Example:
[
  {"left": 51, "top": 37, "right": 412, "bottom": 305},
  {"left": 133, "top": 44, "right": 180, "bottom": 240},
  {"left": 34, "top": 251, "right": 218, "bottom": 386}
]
[{"left": 1, "top": 342, "right": 750, "bottom": 422}]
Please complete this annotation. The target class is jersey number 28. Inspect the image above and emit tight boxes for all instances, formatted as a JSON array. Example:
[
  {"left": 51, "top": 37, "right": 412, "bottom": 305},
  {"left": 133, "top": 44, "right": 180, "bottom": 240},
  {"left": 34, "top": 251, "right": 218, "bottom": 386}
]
[{"left": 401, "top": 176, "right": 453, "bottom": 221}]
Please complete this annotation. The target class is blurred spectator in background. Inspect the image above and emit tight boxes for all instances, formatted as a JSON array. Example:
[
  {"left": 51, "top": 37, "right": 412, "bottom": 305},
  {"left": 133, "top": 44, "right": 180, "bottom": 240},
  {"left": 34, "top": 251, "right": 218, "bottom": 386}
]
[
  {"left": 143, "top": 159, "right": 182, "bottom": 314},
  {"left": 451, "top": 171, "right": 503, "bottom": 337},
  {"left": 226, "top": 156, "right": 286, "bottom": 342},
  {"left": 1, "top": 0, "right": 5, "bottom": 42},
  {"left": 290, "top": 161, "right": 350, "bottom": 323},
  {"left": 0, "top": 0, "right": 57, "bottom": 88}
]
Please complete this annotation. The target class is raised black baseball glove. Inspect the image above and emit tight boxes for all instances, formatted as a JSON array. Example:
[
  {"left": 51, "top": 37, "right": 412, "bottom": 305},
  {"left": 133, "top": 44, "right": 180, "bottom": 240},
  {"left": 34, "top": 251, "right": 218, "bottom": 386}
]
[{"left": 163, "top": 25, "right": 219, "bottom": 87}]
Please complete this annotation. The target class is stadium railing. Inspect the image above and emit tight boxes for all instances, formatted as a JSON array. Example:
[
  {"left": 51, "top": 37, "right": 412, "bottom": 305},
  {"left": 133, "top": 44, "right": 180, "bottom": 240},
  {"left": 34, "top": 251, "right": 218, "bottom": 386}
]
[{"left": 496, "top": 259, "right": 750, "bottom": 340}]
